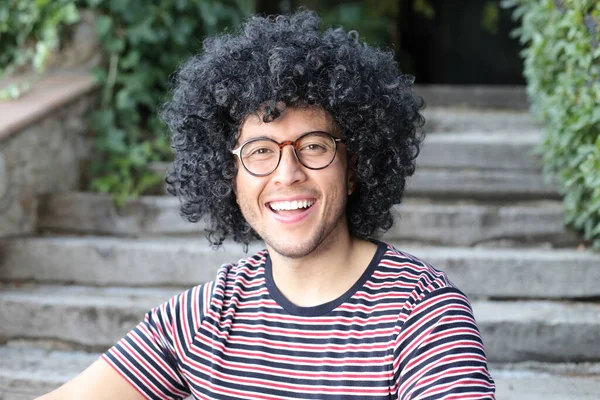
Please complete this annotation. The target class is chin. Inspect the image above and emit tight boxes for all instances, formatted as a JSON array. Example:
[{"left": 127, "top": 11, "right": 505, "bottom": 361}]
[
  {"left": 264, "top": 209, "right": 349, "bottom": 259},
  {"left": 265, "top": 237, "right": 323, "bottom": 259},
  {"left": 263, "top": 222, "right": 341, "bottom": 259}
]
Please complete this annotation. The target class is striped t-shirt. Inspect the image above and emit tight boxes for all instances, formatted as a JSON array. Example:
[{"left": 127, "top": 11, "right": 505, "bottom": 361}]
[{"left": 103, "top": 241, "right": 495, "bottom": 399}]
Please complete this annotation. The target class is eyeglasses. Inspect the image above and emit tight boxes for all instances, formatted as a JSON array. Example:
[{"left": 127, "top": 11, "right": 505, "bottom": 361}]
[{"left": 231, "top": 131, "right": 344, "bottom": 177}]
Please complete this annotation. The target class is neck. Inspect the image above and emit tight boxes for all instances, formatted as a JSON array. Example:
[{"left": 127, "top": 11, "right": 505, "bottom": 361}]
[{"left": 267, "top": 226, "right": 378, "bottom": 307}]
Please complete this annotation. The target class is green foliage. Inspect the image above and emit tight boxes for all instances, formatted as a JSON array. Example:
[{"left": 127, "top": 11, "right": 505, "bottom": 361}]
[
  {"left": 413, "top": 0, "right": 435, "bottom": 20},
  {"left": 0, "top": 1, "right": 252, "bottom": 205},
  {"left": 0, "top": 0, "right": 79, "bottom": 99},
  {"left": 318, "top": 0, "right": 399, "bottom": 47},
  {"left": 504, "top": 0, "right": 600, "bottom": 248},
  {"left": 482, "top": 1, "right": 500, "bottom": 34},
  {"left": 315, "top": 0, "right": 437, "bottom": 50},
  {"left": 79, "top": 0, "right": 253, "bottom": 206}
]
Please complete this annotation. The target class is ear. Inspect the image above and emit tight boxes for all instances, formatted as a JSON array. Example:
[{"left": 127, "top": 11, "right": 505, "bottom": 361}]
[
  {"left": 347, "top": 155, "right": 358, "bottom": 195},
  {"left": 348, "top": 177, "right": 356, "bottom": 196},
  {"left": 347, "top": 171, "right": 356, "bottom": 195}
]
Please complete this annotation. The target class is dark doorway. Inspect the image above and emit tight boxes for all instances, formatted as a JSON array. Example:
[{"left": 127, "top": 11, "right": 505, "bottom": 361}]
[
  {"left": 256, "top": 0, "right": 525, "bottom": 85},
  {"left": 398, "top": 0, "right": 525, "bottom": 84}
]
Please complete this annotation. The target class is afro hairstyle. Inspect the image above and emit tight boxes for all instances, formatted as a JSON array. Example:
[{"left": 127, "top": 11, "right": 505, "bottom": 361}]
[{"left": 161, "top": 9, "right": 425, "bottom": 247}]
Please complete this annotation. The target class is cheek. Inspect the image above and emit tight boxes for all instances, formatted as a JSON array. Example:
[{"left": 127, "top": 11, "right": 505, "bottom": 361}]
[
  {"left": 320, "top": 164, "right": 350, "bottom": 200},
  {"left": 234, "top": 173, "right": 264, "bottom": 205}
]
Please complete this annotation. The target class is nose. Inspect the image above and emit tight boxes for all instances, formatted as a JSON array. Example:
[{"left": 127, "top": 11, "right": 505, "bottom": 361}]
[{"left": 272, "top": 144, "right": 307, "bottom": 186}]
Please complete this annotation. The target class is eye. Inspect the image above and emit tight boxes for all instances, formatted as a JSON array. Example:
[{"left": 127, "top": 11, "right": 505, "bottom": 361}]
[
  {"left": 244, "top": 145, "right": 277, "bottom": 160},
  {"left": 299, "top": 143, "right": 328, "bottom": 153},
  {"left": 249, "top": 147, "right": 274, "bottom": 155}
]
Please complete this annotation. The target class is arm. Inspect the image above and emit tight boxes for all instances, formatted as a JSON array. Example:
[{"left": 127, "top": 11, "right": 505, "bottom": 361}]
[
  {"left": 36, "top": 358, "right": 146, "bottom": 400},
  {"left": 394, "top": 287, "right": 495, "bottom": 399}
]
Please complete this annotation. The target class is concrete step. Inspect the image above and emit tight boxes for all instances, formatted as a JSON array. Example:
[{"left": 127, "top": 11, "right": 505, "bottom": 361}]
[
  {"left": 418, "top": 131, "right": 541, "bottom": 170},
  {"left": 422, "top": 107, "right": 540, "bottom": 133},
  {"left": 474, "top": 300, "right": 600, "bottom": 362},
  {"left": 37, "top": 193, "right": 580, "bottom": 246},
  {"left": 414, "top": 85, "right": 529, "bottom": 109},
  {"left": 0, "top": 345, "right": 97, "bottom": 399},
  {"left": 393, "top": 199, "right": 579, "bottom": 247},
  {"left": 0, "top": 284, "right": 599, "bottom": 362},
  {"left": 1, "top": 237, "right": 599, "bottom": 299},
  {"left": 491, "top": 362, "right": 600, "bottom": 400},
  {"left": 37, "top": 192, "right": 199, "bottom": 237},
  {"left": 0, "top": 284, "right": 180, "bottom": 350},
  {"left": 1, "top": 345, "right": 599, "bottom": 400},
  {"left": 407, "top": 168, "right": 557, "bottom": 200},
  {"left": 0, "top": 237, "right": 251, "bottom": 288}
]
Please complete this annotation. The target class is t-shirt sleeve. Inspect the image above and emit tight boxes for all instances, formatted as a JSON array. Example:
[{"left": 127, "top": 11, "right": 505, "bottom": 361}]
[
  {"left": 393, "top": 286, "right": 496, "bottom": 400},
  {"left": 101, "top": 282, "right": 214, "bottom": 399}
]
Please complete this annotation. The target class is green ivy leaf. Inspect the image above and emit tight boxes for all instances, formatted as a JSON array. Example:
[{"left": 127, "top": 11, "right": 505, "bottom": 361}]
[
  {"left": 505, "top": 0, "right": 600, "bottom": 249},
  {"left": 119, "top": 50, "right": 140, "bottom": 70},
  {"left": 104, "top": 128, "right": 128, "bottom": 153},
  {"left": 95, "top": 14, "right": 113, "bottom": 37},
  {"left": 105, "top": 36, "right": 125, "bottom": 53}
]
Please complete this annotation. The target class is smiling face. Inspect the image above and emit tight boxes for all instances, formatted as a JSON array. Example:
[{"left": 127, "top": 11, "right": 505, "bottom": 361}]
[{"left": 234, "top": 106, "right": 354, "bottom": 259}]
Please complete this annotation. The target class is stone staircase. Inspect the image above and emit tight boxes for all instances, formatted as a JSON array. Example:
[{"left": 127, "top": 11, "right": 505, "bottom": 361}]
[{"left": 1, "top": 81, "right": 599, "bottom": 400}]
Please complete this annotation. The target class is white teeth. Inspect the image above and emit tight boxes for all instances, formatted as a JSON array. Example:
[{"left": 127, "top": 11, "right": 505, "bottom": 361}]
[{"left": 269, "top": 199, "right": 315, "bottom": 211}]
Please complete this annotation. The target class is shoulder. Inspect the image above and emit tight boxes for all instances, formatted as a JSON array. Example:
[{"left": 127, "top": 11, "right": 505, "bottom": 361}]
[
  {"left": 373, "top": 242, "right": 474, "bottom": 320},
  {"left": 376, "top": 241, "right": 456, "bottom": 294},
  {"left": 152, "top": 247, "right": 270, "bottom": 323}
]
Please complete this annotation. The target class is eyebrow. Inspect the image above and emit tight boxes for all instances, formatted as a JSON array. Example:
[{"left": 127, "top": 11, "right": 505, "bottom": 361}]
[{"left": 239, "top": 130, "right": 337, "bottom": 143}]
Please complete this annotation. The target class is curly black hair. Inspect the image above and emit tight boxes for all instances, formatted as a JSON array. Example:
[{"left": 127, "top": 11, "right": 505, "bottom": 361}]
[{"left": 162, "top": 9, "right": 425, "bottom": 247}]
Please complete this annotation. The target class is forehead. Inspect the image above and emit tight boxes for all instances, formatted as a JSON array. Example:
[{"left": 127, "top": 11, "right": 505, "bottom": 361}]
[{"left": 238, "top": 106, "right": 337, "bottom": 142}]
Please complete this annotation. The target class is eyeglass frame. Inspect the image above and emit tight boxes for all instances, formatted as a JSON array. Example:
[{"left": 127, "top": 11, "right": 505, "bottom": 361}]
[{"left": 231, "top": 130, "right": 345, "bottom": 177}]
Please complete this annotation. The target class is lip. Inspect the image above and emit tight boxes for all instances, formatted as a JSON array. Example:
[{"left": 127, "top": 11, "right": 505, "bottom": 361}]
[{"left": 266, "top": 199, "right": 317, "bottom": 224}]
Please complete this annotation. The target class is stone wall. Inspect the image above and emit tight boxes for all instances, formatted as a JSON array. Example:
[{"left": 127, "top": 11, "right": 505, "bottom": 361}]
[{"left": 0, "top": 82, "right": 96, "bottom": 238}]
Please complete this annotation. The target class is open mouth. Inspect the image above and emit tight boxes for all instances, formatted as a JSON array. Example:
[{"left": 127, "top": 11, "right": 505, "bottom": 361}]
[{"left": 267, "top": 199, "right": 316, "bottom": 215}]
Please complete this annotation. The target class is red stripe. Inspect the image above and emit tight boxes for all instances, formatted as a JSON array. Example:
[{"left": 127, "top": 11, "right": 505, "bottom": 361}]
[
  {"left": 223, "top": 335, "right": 393, "bottom": 352},
  {"left": 187, "top": 344, "right": 391, "bottom": 380},
  {"left": 194, "top": 330, "right": 393, "bottom": 365}
]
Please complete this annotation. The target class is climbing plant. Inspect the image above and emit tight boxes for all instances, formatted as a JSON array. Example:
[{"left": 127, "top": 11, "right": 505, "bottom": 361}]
[
  {"left": 504, "top": 0, "right": 600, "bottom": 248},
  {"left": 0, "top": 0, "right": 79, "bottom": 99},
  {"left": 81, "top": 0, "right": 254, "bottom": 205}
]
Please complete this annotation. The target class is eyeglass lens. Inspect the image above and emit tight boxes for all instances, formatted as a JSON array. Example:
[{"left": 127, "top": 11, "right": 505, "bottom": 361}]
[{"left": 241, "top": 132, "right": 336, "bottom": 175}]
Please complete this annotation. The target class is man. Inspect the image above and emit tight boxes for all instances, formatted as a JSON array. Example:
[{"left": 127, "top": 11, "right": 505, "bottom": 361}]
[{"left": 39, "top": 10, "right": 495, "bottom": 400}]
